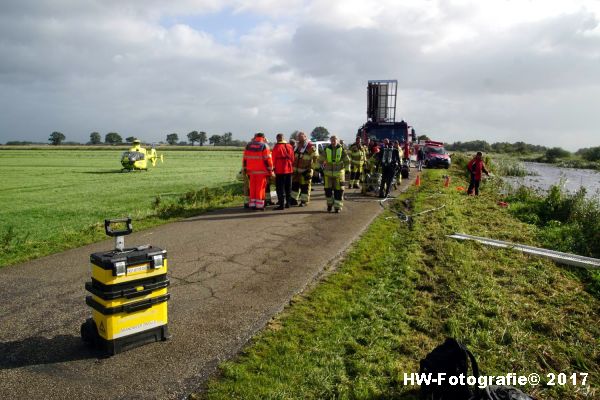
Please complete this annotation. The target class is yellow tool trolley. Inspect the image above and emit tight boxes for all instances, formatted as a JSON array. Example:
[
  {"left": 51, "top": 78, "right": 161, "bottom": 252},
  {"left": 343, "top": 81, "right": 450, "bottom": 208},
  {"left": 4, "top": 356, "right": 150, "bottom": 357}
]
[{"left": 81, "top": 218, "right": 171, "bottom": 355}]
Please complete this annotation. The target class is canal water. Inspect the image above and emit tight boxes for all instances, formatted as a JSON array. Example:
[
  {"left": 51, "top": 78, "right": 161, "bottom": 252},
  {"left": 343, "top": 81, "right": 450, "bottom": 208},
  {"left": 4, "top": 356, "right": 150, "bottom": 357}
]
[{"left": 504, "top": 162, "right": 600, "bottom": 199}]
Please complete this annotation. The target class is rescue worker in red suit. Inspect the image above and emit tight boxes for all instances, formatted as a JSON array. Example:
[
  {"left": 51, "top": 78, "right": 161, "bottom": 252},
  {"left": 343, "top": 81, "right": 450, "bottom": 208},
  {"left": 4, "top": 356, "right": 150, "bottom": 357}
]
[
  {"left": 243, "top": 133, "right": 274, "bottom": 210},
  {"left": 272, "top": 133, "right": 295, "bottom": 210},
  {"left": 467, "top": 151, "right": 490, "bottom": 195}
]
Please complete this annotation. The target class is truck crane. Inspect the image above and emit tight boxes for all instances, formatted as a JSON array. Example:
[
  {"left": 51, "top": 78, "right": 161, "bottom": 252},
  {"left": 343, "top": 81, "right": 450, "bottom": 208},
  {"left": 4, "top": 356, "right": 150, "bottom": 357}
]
[{"left": 357, "top": 80, "right": 416, "bottom": 179}]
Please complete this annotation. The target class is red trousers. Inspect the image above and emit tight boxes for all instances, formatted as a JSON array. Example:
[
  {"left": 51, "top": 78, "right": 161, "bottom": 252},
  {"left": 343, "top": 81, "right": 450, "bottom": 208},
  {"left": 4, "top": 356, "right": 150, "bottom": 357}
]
[{"left": 249, "top": 174, "right": 268, "bottom": 209}]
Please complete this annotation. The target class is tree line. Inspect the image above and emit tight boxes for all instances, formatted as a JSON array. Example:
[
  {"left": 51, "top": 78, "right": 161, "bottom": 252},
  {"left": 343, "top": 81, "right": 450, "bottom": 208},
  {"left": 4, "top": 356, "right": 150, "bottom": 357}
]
[
  {"left": 6, "top": 126, "right": 333, "bottom": 146},
  {"left": 165, "top": 131, "right": 244, "bottom": 146},
  {"left": 445, "top": 140, "right": 600, "bottom": 163},
  {"left": 41, "top": 131, "right": 245, "bottom": 146},
  {"left": 31, "top": 126, "right": 332, "bottom": 146},
  {"left": 445, "top": 140, "right": 549, "bottom": 154}
]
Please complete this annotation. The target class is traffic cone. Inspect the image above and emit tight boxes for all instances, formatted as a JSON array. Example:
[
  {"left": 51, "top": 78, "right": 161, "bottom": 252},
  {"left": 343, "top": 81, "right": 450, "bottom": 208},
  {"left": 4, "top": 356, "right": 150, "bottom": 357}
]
[
  {"left": 415, "top": 174, "right": 421, "bottom": 186},
  {"left": 444, "top": 175, "right": 450, "bottom": 187}
]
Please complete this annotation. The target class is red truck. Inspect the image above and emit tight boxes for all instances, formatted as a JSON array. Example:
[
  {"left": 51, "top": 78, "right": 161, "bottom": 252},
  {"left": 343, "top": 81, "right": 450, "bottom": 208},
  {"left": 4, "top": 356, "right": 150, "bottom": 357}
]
[{"left": 357, "top": 80, "right": 416, "bottom": 179}]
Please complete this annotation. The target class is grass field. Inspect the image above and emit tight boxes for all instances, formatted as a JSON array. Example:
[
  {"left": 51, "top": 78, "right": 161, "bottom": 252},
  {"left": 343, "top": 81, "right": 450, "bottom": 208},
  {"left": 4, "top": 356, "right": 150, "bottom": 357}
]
[
  {"left": 204, "top": 165, "right": 599, "bottom": 399},
  {"left": 0, "top": 149, "right": 242, "bottom": 267}
]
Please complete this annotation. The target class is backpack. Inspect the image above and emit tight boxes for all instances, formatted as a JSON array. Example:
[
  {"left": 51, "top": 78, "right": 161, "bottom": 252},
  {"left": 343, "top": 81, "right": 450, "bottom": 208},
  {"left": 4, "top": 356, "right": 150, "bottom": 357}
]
[
  {"left": 419, "top": 339, "right": 537, "bottom": 400},
  {"left": 419, "top": 338, "right": 480, "bottom": 400},
  {"left": 481, "top": 386, "right": 536, "bottom": 400}
]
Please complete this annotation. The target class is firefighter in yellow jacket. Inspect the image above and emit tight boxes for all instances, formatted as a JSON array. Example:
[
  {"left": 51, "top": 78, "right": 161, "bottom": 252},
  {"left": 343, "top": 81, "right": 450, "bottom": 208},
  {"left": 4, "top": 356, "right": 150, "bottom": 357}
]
[
  {"left": 348, "top": 136, "right": 366, "bottom": 189},
  {"left": 291, "top": 131, "right": 318, "bottom": 207},
  {"left": 319, "top": 135, "right": 350, "bottom": 213}
]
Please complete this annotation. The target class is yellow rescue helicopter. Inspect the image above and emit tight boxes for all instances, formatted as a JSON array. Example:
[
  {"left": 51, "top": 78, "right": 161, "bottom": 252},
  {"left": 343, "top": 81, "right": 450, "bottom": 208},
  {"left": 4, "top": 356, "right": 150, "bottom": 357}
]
[{"left": 120, "top": 139, "right": 164, "bottom": 171}]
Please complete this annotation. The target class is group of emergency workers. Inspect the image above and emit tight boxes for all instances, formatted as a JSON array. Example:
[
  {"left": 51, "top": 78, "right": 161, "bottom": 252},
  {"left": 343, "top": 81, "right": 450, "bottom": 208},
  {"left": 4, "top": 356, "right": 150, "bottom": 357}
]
[{"left": 241, "top": 131, "right": 409, "bottom": 213}]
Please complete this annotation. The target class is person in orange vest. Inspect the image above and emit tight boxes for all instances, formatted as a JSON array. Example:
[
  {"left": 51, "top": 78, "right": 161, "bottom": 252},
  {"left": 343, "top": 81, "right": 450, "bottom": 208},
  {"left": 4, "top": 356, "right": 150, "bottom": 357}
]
[
  {"left": 242, "top": 133, "right": 274, "bottom": 210},
  {"left": 272, "top": 133, "right": 295, "bottom": 210},
  {"left": 466, "top": 152, "right": 490, "bottom": 195}
]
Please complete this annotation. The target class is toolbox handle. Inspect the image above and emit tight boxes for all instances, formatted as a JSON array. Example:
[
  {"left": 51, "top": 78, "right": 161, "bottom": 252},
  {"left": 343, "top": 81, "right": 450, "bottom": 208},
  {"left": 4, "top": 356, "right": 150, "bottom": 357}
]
[
  {"left": 124, "top": 301, "right": 153, "bottom": 313},
  {"left": 105, "top": 218, "right": 133, "bottom": 237},
  {"left": 124, "top": 280, "right": 169, "bottom": 299},
  {"left": 123, "top": 294, "right": 170, "bottom": 313}
]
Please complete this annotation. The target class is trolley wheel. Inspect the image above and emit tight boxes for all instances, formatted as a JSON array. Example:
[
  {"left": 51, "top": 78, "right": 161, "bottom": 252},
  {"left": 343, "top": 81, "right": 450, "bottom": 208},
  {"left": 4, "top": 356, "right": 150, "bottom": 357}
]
[{"left": 81, "top": 318, "right": 98, "bottom": 346}]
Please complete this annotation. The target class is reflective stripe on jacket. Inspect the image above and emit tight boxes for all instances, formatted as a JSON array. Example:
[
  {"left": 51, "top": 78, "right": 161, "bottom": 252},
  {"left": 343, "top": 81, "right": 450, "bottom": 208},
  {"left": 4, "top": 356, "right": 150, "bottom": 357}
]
[
  {"left": 349, "top": 143, "right": 366, "bottom": 166},
  {"left": 378, "top": 146, "right": 400, "bottom": 168},
  {"left": 243, "top": 137, "right": 273, "bottom": 175},
  {"left": 320, "top": 144, "right": 349, "bottom": 176},
  {"left": 293, "top": 141, "right": 317, "bottom": 173}
]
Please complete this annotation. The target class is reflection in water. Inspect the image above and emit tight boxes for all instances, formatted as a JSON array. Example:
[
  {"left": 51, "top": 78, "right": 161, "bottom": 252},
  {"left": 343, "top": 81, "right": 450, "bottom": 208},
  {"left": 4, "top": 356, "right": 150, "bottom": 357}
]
[{"left": 504, "top": 162, "right": 600, "bottom": 200}]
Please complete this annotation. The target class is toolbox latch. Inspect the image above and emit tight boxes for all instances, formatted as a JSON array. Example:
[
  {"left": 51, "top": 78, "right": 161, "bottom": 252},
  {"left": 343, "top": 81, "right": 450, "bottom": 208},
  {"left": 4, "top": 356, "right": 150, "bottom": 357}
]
[{"left": 114, "top": 261, "right": 126, "bottom": 276}]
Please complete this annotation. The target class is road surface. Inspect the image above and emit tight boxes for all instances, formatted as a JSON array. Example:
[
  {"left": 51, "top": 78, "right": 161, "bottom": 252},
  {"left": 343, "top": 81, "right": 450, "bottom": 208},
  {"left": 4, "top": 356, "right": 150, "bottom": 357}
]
[{"left": 0, "top": 182, "right": 411, "bottom": 399}]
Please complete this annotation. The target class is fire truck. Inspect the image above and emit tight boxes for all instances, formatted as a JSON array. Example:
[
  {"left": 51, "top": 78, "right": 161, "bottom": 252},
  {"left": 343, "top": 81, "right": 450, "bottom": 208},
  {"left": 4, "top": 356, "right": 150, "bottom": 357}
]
[{"left": 357, "top": 80, "right": 416, "bottom": 179}]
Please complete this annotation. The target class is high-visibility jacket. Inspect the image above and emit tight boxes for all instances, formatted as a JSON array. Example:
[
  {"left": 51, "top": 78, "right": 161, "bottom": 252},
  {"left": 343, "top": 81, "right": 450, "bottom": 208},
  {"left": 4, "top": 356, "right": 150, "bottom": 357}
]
[
  {"left": 349, "top": 143, "right": 366, "bottom": 166},
  {"left": 243, "top": 137, "right": 273, "bottom": 175},
  {"left": 293, "top": 141, "right": 317, "bottom": 174},
  {"left": 319, "top": 144, "right": 350, "bottom": 177},
  {"left": 467, "top": 158, "right": 489, "bottom": 180},
  {"left": 272, "top": 141, "right": 295, "bottom": 174},
  {"left": 392, "top": 145, "right": 404, "bottom": 160}
]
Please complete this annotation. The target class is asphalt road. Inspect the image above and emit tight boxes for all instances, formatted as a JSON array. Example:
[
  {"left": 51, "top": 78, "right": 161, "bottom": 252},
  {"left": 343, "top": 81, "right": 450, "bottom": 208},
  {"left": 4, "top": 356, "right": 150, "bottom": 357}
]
[{"left": 0, "top": 181, "right": 411, "bottom": 400}]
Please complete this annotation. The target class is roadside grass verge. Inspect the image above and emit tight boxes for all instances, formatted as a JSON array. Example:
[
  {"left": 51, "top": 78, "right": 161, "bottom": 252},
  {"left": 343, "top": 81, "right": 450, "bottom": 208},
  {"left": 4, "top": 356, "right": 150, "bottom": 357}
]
[
  {"left": 204, "top": 167, "right": 599, "bottom": 399},
  {"left": 505, "top": 184, "right": 600, "bottom": 299},
  {"left": 0, "top": 183, "right": 243, "bottom": 267},
  {"left": 0, "top": 149, "right": 242, "bottom": 267}
]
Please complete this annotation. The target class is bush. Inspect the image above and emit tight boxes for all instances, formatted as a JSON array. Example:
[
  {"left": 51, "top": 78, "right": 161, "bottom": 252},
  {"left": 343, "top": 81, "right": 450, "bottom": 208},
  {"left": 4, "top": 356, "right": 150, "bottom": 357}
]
[
  {"left": 577, "top": 146, "right": 600, "bottom": 162},
  {"left": 508, "top": 184, "right": 600, "bottom": 258},
  {"left": 491, "top": 159, "right": 529, "bottom": 177},
  {"left": 152, "top": 183, "right": 243, "bottom": 219},
  {"left": 544, "top": 147, "right": 570, "bottom": 162}
]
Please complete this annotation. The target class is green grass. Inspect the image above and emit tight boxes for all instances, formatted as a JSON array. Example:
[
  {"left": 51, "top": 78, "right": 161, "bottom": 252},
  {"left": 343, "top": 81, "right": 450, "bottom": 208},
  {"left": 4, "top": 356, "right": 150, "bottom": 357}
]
[
  {"left": 204, "top": 165, "right": 599, "bottom": 399},
  {"left": 490, "top": 158, "right": 531, "bottom": 177},
  {"left": 0, "top": 149, "right": 243, "bottom": 267},
  {"left": 0, "top": 145, "right": 245, "bottom": 151}
]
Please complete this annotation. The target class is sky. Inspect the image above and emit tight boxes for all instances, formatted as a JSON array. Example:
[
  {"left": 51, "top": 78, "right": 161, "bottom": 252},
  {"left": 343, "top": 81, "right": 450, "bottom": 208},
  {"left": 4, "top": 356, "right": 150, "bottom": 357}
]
[{"left": 1, "top": 0, "right": 599, "bottom": 150}]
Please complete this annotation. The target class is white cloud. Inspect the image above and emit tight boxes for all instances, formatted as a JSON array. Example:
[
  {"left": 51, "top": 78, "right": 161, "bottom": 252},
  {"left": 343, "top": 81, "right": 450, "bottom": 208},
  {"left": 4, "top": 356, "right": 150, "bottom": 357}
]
[{"left": 0, "top": 0, "right": 599, "bottom": 150}]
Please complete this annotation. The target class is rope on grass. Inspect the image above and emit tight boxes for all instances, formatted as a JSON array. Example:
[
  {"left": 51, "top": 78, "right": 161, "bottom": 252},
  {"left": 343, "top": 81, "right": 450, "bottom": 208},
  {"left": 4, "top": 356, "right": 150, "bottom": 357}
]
[{"left": 383, "top": 204, "right": 446, "bottom": 223}]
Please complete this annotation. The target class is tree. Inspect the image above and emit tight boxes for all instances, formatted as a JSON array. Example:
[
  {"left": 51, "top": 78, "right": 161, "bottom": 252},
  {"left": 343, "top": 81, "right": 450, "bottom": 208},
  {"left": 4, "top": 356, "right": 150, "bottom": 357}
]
[
  {"left": 577, "top": 146, "right": 600, "bottom": 162},
  {"left": 199, "top": 131, "right": 207, "bottom": 146},
  {"left": 187, "top": 131, "right": 200, "bottom": 145},
  {"left": 209, "top": 134, "right": 222, "bottom": 146},
  {"left": 125, "top": 136, "right": 136, "bottom": 143},
  {"left": 311, "top": 126, "right": 330, "bottom": 141},
  {"left": 221, "top": 132, "right": 233, "bottom": 145},
  {"left": 166, "top": 133, "right": 179, "bottom": 145},
  {"left": 417, "top": 134, "right": 430, "bottom": 141},
  {"left": 48, "top": 131, "right": 65, "bottom": 145},
  {"left": 545, "top": 147, "right": 570, "bottom": 162},
  {"left": 105, "top": 132, "right": 123, "bottom": 144},
  {"left": 89, "top": 132, "right": 101, "bottom": 145}
]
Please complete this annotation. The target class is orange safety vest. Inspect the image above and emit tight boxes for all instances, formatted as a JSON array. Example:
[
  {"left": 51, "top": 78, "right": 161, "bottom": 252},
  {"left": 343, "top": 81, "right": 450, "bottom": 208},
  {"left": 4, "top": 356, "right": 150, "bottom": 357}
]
[{"left": 243, "top": 137, "right": 273, "bottom": 175}]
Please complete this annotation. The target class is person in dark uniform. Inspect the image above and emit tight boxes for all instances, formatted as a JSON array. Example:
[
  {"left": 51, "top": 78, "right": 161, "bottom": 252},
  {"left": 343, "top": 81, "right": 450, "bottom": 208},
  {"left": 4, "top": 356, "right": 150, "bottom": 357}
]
[{"left": 377, "top": 139, "right": 400, "bottom": 198}]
